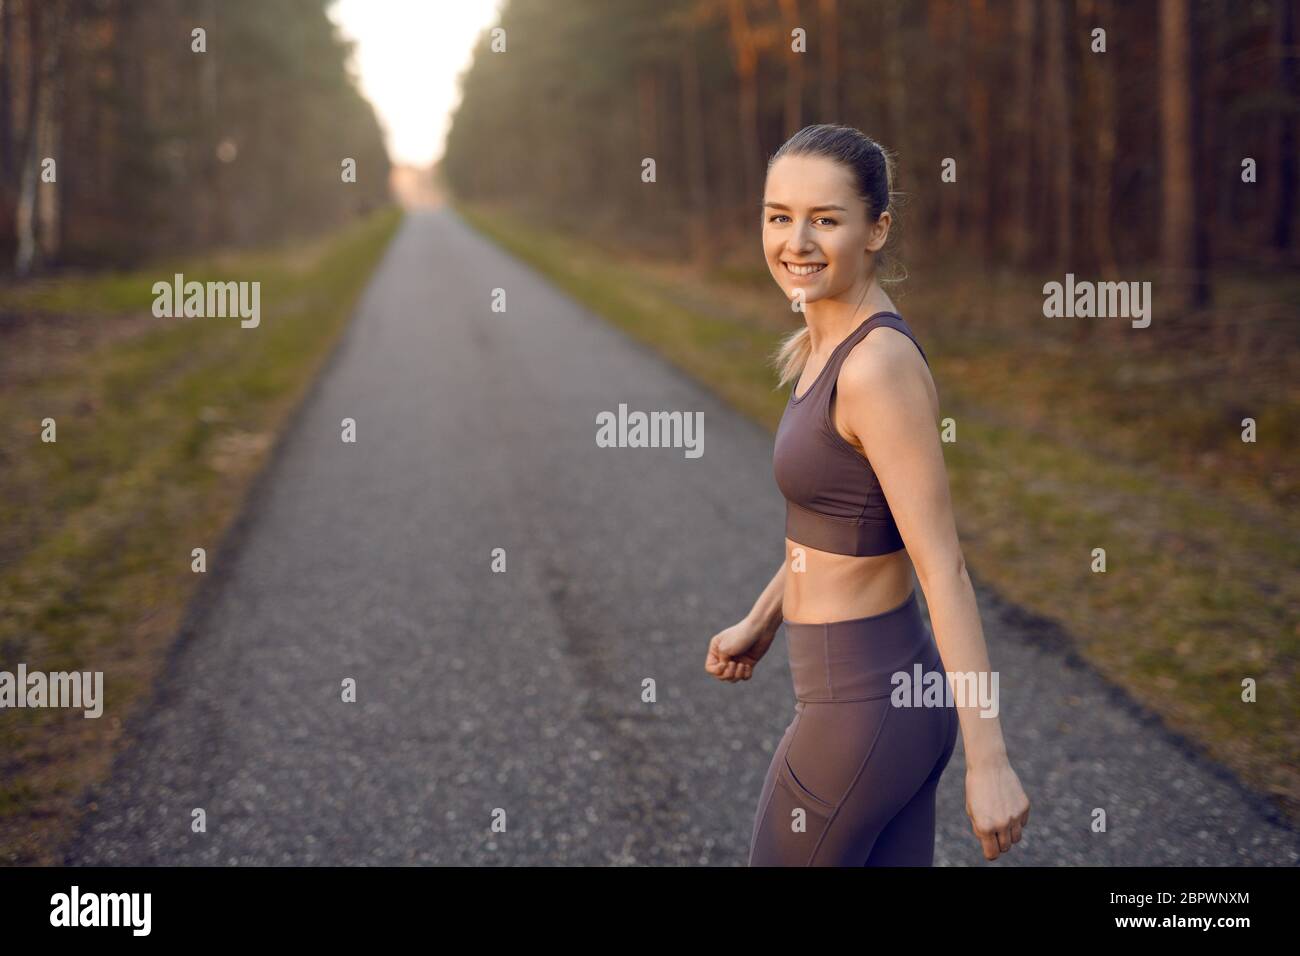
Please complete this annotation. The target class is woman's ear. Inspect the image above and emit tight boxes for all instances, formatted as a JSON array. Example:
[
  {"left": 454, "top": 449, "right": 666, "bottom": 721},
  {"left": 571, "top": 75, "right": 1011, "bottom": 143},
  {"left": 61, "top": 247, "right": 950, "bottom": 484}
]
[{"left": 866, "top": 211, "right": 891, "bottom": 253}]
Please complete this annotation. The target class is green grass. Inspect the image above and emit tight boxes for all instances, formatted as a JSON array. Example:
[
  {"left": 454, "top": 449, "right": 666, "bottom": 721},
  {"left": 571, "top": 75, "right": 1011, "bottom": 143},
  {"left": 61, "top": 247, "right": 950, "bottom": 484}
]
[
  {"left": 0, "top": 206, "right": 404, "bottom": 864},
  {"left": 452, "top": 196, "right": 1300, "bottom": 825}
]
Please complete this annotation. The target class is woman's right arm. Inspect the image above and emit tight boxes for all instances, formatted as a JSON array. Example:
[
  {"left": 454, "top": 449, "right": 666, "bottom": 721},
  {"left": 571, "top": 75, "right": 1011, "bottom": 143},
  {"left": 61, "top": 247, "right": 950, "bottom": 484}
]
[
  {"left": 743, "top": 560, "right": 786, "bottom": 645},
  {"left": 705, "top": 560, "right": 786, "bottom": 682}
]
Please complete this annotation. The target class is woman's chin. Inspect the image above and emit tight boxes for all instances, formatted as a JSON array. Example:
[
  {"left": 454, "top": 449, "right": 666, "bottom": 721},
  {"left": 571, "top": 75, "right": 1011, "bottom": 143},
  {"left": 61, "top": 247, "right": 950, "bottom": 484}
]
[{"left": 786, "top": 285, "right": 823, "bottom": 303}]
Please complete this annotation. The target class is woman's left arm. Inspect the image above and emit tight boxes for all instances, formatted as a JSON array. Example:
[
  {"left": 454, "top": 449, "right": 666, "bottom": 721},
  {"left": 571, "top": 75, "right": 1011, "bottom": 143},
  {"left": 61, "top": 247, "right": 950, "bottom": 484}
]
[{"left": 837, "top": 336, "right": 1031, "bottom": 860}]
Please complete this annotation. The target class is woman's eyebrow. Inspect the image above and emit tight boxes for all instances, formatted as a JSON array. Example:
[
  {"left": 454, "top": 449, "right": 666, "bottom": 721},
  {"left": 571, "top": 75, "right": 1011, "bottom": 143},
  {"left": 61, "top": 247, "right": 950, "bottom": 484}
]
[{"left": 762, "top": 202, "right": 847, "bottom": 212}]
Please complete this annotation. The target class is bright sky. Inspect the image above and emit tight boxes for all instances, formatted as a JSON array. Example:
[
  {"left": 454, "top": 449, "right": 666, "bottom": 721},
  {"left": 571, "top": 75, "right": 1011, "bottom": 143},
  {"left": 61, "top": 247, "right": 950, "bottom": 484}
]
[{"left": 328, "top": 0, "right": 505, "bottom": 168}]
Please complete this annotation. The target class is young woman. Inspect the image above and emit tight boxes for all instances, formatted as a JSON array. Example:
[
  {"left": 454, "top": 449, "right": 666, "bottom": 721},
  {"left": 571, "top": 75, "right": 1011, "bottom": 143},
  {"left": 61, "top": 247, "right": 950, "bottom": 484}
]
[{"left": 705, "top": 124, "right": 1030, "bottom": 866}]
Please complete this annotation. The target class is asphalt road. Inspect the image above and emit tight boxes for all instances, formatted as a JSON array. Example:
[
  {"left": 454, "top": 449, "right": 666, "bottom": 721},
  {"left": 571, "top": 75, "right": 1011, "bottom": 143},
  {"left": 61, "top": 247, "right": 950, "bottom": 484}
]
[{"left": 65, "top": 207, "right": 1300, "bottom": 865}]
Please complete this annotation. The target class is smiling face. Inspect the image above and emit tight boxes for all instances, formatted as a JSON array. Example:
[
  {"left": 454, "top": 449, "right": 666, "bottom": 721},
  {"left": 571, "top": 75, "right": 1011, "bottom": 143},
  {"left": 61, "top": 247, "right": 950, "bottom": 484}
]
[{"left": 762, "top": 153, "right": 890, "bottom": 304}]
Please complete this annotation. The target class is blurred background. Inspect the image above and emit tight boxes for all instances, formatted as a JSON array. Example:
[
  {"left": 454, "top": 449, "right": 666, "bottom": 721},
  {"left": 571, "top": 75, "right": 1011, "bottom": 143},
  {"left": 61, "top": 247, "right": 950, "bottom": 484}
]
[
  {"left": 0, "top": 0, "right": 393, "bottom": 269},
  {"left": 0, "top": 0, "right": 1296, "bottom": 865}
]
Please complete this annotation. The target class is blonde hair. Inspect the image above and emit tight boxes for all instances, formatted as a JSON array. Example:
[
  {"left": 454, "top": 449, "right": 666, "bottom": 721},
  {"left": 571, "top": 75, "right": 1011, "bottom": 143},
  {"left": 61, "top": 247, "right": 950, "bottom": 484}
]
[{"left": 766, "top": 126, "right": 907, "bottom": 390}]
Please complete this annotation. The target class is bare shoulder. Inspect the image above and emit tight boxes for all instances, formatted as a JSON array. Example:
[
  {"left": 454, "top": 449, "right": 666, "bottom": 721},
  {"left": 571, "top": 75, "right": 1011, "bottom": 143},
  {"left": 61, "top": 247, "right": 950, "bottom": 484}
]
[
  {"left": 838, "top": 324, "right": 927, "bottom": 390},
  {"left": 836, "top": 323, "right": 938, "bottom": 418}
]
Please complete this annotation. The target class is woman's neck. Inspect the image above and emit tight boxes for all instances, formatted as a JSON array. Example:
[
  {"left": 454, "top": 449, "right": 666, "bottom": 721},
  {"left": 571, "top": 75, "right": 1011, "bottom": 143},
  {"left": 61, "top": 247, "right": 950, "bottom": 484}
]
[{"left": 802, "top": 276, "right": 894, "bottom": 354}]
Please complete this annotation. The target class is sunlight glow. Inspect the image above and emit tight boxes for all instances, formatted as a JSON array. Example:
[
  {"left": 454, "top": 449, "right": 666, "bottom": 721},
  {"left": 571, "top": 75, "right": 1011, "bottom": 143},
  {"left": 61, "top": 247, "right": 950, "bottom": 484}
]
[{"left": 328, "top": 0, "right": 505, "bottom": 168}]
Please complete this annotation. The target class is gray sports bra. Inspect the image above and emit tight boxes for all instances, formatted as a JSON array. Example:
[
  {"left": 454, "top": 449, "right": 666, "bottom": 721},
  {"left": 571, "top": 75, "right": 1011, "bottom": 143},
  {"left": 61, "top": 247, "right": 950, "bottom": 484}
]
[{"left": 772, "top": 311, "right": 929, "bottom": 556}]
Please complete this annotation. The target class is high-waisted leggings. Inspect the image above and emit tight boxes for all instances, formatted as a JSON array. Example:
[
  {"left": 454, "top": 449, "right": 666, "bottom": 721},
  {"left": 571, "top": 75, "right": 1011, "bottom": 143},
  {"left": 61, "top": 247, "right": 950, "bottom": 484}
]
[{"left": 748, "top": 589, "right": 958, "bottom": 866}]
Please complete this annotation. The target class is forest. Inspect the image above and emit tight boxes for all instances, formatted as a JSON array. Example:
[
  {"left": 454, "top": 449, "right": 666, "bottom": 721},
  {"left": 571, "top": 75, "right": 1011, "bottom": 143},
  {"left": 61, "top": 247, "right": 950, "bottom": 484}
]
[
  {"left": 445, "top": 0, "right": 1298, "bottom": 320},
  {"left": 0, "top": 0, "right": 392, "bottom": 274}
]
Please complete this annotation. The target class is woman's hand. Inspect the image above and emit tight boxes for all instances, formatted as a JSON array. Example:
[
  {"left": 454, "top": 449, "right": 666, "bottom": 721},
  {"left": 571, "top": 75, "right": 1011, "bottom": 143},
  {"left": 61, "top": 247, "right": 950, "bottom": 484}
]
[
  {"left": 705, "top": 619, "right": 774, "bottom": 683},
  {"left": 964, "top": 757, "right": 1031, "bottom": 860}
]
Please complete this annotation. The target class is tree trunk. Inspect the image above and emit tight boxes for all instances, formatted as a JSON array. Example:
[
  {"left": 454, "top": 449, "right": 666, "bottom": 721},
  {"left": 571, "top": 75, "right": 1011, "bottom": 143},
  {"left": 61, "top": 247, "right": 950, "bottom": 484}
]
[
  {"left": 1272, "top": 0, "right": 1296, "bottom": 251},
  {"left": 37, "top": 11, "right": 63, "bottom": 266},
  {"left": 817, "top": 0, "right": 837, "bottom": 121},
  {"left": 637, "top": 66, "right": 658, "bottom": 225},
  {"left": 1080, "top": 0, "right": 1117, "bottom": 281},
  {"left": 966, "top": 0, "right": 991, "bottom": 273},
  {"left": 1008, "top": 0, "right": 1034, "bottom": 266},
  {"left": 1191, "top": 0, "right": 1213, "bottom": 309},
  {"left": 1, "top": 0, "right": 14, "bottom": 180},
  {"left": 883, "top": 0, "right": 908, "bottom": 265},
  {"left": 1159, "top": 0, "right": 1201, "bottom": 313},
  {"left": 679, "top": 32, "right": 711, "bottom": 268},
  {"left": 726, "top": 0, "right": 763, "bottom": 222},
  {"left": 195, "top": 0, "right": 219, "bottom": 246},
  {"left": 15, "top": 0, "right": 65, "bottom": 275},
  {"left": 929, "top": 0, "right": 962, "bottom": 250},
  {"left": 14, "top": 0, "right": 43, "bottom": 276},
  {"left": 1043, "top": 0, "right": 1071, "bottom": 273},
  {"left": 778, "top": 0, "right": 803, "bottom": 135}
]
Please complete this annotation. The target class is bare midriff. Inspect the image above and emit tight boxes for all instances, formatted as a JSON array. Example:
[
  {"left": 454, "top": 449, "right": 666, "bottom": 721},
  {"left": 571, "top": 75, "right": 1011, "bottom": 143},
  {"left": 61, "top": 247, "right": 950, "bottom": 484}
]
[{"left": 781, "top": 540, "right": 916, "bottom": 625}]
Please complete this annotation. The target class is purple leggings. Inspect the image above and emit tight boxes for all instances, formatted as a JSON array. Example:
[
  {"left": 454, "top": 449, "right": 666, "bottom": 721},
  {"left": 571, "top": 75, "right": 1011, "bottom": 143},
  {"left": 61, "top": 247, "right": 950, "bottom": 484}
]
[{"left": 748, "top": 589, "right": 958, "bottom": 866}]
